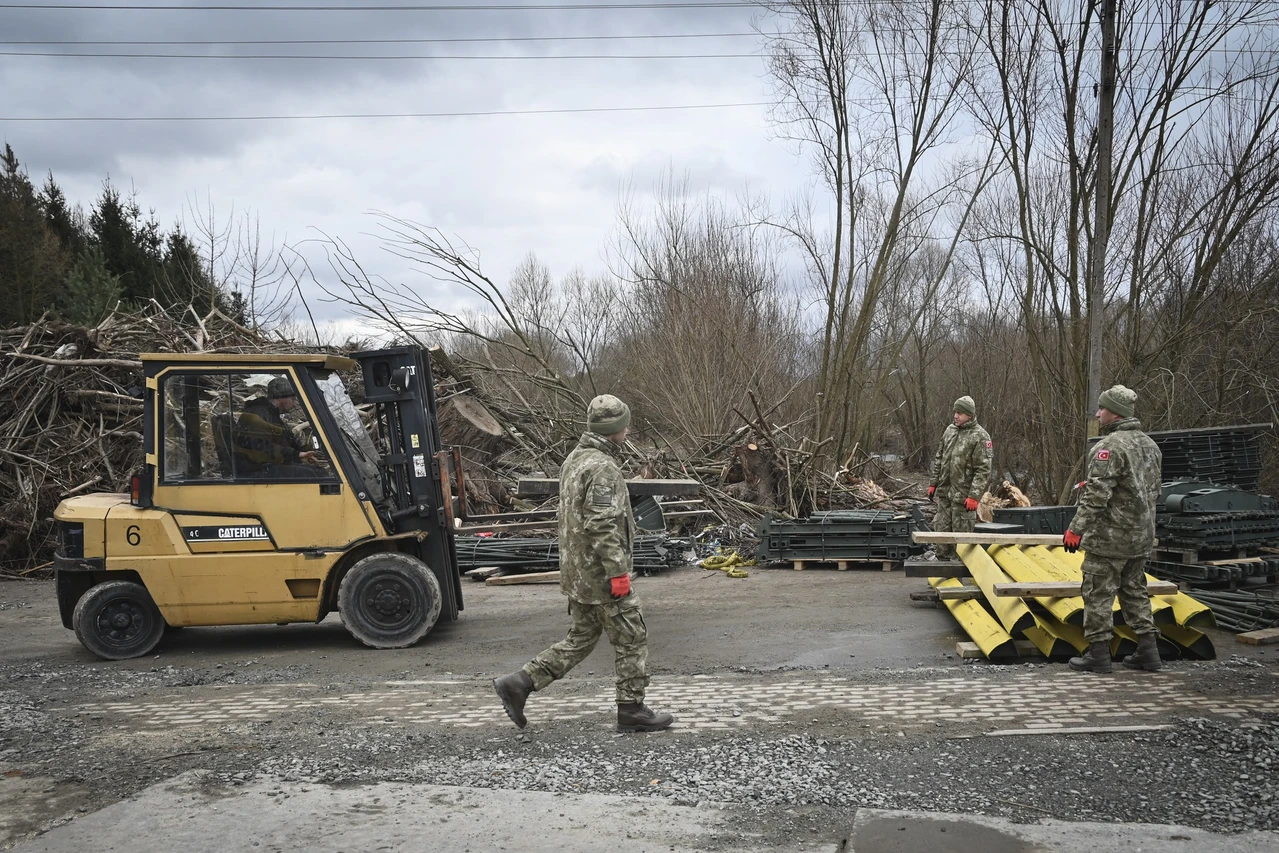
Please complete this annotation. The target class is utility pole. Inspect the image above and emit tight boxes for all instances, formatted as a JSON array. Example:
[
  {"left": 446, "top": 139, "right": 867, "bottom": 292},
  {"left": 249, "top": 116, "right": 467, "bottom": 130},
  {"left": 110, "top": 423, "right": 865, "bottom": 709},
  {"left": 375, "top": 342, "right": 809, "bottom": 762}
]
[{"left": 1086, "top": 0, "right": 1117, "bottom": 440}]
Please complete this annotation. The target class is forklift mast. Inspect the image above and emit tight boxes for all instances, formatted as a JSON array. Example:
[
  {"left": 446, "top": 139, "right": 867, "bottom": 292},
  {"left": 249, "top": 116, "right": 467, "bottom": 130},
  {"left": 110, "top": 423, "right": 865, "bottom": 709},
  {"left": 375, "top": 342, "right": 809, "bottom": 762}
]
[{"left": 356, "top": 346, "right": 462, "bottom": 619}]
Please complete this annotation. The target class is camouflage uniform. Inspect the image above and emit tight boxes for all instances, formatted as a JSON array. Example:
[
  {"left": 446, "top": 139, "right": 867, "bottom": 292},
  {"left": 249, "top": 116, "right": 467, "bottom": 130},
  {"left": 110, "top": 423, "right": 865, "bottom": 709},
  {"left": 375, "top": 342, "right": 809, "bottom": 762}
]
[
  {"left": 1068, "top": 415, "right": 1162, "bottom": 643},
  {"left": 234, "top": 397, "right": 312, "bottom": 478},
  {"left": 929, "top": 402, "right": 993, "bottom": 559},
  {"left": 523, "top": 403, "right": 650, "bottom": 704}
]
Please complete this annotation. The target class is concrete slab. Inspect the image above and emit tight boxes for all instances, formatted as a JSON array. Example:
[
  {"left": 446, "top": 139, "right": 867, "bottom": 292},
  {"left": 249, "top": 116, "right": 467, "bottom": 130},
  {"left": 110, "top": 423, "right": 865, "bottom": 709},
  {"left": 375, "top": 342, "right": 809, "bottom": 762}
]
[
  {"left": 849, "top": 808, "right": 1279, "bottom": 853},
  {"left": 10, "top": 772, "right": 838, "bottom": 853}
]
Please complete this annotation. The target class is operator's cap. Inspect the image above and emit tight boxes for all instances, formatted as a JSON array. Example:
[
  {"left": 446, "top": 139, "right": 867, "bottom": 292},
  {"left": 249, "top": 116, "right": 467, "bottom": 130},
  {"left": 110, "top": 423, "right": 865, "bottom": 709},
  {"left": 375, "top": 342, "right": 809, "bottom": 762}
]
[
  {"left": 953, "top": 395, "right": 976, "bottom": 417},
  {"left": 1098, "top": 384, "right": 1137, "bottom": 418},
  {"left": 267, "top": 377, "right": 297, "bottom": 399},
  {"left": 587, "top": 394, "right": 631, "bottom": 435}
]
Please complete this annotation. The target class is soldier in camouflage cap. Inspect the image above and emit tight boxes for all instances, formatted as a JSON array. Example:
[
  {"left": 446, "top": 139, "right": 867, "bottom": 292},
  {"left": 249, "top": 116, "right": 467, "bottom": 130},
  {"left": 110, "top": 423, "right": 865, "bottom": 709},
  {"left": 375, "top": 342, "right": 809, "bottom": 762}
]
[
  {"left": 927, "top": 395, "right": 994, "bottom": 559},
  {"left": 1063, "top": 384, "right": 1164, "bottom": 674},
  {"left": 493, "top": 395, "right": 674, "bottom": 733}
]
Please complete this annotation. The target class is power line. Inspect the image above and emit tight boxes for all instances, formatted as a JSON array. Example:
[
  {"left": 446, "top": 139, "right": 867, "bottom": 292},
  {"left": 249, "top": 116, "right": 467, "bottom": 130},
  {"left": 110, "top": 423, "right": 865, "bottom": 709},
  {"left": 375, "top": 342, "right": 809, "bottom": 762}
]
[
  {"left": 0, "top": 1, "right": 757, "bottom": 9},
  {"left": 0, "top": 50, "right": 757, "bottom": 58},
  {"left": 0, "top": 31, "right": 762, "bottom": 45},
  {"left": 0, "top": 100, "right": 771, "bottom": 122}
]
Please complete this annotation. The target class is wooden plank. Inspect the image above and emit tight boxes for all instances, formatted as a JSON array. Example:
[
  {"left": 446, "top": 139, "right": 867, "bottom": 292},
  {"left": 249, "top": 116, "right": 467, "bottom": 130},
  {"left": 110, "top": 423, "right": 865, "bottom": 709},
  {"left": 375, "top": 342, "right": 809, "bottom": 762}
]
[
  {"left": 913, "top": 532, "right": 1062, "bottom": 546},
  {"left": 985, "top": 725, "right": 1172, "bottom": 737},
  {"left": 793, "top": 560, "right": 806, "bottom": 571},
  {"left": 486, "top": 570, "right": 561, "bottom": 586},
  {"left": 463, "top": 567, "right": 504, "bottom": 581},
  {"left": 904, "top": 560, "right": 967, "bottom": 578},
  {"left": 1013, "top": 639, "right": 1045, "bottom": 658},
  {"left": 1236, "top": 627, "right": 1279, "bottom": 646},
  {"left": 935, "top": 585, "right": 983, "bottom": 601},
  {"left": 1204, "top": 557, "right": 1264, "bottom": 566},
  {"left": 517, "top": 478, "right": 701, "bottom": 497},
  {"left": 955, "top": 641, "right": 985, "bottom": 659},
  {"left": 992, "top": 580, "right": 1178, "bottom": 597},
  {"left": 662, "top": 510, "right": 716, "bottom": 518}
]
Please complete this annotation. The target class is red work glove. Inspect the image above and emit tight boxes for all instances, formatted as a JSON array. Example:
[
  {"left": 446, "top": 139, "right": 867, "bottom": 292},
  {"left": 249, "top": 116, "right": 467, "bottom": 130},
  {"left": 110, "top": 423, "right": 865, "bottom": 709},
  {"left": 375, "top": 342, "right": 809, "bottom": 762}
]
[
  {"left": 927, "top": 485, "right": 936, "bottom": 500},
  {"left": 964, "top": 497, "right": 979, "bottom": 512},
  {"left": 1063, "top": 530, "right": 1082, "bottom": 553},
  {"left": 609, "top": 574, "right": 631, "bottom": 598}
]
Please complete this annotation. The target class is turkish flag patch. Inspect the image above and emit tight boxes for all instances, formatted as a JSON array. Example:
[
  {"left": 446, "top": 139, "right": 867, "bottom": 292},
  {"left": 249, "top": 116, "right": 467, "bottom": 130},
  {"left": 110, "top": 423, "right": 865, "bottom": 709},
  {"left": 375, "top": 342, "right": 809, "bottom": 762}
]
[
  {"left": 985, "top": 440, "right": 993, "bottom": 448},
  {"left": 1096, "top": 449, "right": 1111, "bottom": 461}
]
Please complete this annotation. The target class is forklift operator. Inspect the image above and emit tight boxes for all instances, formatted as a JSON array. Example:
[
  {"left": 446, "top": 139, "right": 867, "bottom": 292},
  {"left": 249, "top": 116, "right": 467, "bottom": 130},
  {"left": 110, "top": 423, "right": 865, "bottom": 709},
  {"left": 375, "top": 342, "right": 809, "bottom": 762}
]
[{"left": 233, "top": 377, "right": 320, "bottom": 479}]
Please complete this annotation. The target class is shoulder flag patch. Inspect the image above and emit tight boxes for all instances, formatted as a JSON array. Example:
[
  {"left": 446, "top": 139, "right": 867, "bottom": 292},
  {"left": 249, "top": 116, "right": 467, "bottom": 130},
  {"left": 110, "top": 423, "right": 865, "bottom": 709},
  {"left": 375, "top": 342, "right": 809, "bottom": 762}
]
[
  {"left": 985, "top": 440, "right": 993, "bottom": 449},
  {"left": 1096, "top": 449, "right": 1111, "bottom": 461}
]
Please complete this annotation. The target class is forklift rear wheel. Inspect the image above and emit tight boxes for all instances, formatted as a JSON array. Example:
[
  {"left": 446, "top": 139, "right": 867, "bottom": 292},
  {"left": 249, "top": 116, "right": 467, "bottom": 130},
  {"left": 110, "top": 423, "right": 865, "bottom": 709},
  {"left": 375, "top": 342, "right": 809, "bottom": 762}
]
[
  {"left": 338, "top": 553, "right": 442, "bottom": 649},
  {"left": 72, "top": 580, "right": 166, "bottom": 660}
]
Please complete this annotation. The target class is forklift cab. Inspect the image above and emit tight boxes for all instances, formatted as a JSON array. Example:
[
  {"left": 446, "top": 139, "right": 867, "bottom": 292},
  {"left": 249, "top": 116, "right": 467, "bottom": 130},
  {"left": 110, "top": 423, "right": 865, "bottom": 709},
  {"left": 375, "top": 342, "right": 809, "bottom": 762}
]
[{"left": 53, "top": 346, "right": 464, "bottom": 660}]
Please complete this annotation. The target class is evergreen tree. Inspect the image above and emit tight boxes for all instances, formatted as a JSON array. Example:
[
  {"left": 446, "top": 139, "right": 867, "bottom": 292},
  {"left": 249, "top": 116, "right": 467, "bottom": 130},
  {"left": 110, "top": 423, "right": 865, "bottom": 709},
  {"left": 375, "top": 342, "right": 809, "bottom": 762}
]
[
  {"left": 57, "top": 247, "right": 122, "bottom": 325},
  {"left": 0, "top": 145, "right": 67, "bottom": 325}
]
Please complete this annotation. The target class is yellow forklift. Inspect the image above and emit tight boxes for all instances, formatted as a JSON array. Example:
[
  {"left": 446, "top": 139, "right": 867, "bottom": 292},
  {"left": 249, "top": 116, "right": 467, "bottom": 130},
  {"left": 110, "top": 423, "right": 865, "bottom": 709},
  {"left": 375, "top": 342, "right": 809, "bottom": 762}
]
[{"left": 52, "top": 346, "right": 465, "bottom": 659}]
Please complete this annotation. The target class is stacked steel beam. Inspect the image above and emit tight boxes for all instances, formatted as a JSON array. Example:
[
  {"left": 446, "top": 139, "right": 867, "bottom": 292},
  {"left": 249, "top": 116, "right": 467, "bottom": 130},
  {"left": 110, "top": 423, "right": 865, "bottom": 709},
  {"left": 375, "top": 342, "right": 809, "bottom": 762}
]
[
  {"left": 453, "top": 534, "right": 693, "bottom": 576},
  {"left": 1155, "top": 481, "right": 1279, "bottom": 552},
  {"left": 991, "top": 505, "right": 1077, "bottom": 535},
  {"left": 1148, "top": 426, "right": 1265, "bottom": 490},
  {"left": 1187, "top": 588, "right": 1279, "bottom": 632},
  {"left": 755, "top": 510, "right": 919, "bottom": 562}
]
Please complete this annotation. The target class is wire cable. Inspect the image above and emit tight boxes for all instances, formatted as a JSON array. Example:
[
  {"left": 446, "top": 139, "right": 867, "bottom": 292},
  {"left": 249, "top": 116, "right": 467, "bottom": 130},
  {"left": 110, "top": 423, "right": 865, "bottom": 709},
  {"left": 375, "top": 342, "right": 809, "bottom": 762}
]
[{"left": 0, "top": 100, "right": 772, "bottom": 122}]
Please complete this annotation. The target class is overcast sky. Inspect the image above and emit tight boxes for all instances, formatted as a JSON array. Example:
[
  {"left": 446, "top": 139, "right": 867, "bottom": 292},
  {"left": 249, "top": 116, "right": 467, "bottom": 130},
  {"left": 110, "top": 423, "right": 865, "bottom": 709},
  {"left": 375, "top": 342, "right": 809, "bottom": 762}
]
[{"left": 0, "top": 0, "right": 812, "bottom": 334}]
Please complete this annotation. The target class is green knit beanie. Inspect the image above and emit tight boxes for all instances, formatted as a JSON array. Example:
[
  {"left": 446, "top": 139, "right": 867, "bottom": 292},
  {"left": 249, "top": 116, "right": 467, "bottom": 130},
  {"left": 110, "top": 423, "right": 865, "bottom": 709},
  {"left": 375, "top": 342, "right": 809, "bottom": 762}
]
[
  {"left": 587, "top": 394, "right": 631, "bottom": 435},
  {"left": 1098, "top": 385, "right": 1137, "bottom": 418},
  {"left": 953, "top": 395, "right": 976, "bottom": 417}
]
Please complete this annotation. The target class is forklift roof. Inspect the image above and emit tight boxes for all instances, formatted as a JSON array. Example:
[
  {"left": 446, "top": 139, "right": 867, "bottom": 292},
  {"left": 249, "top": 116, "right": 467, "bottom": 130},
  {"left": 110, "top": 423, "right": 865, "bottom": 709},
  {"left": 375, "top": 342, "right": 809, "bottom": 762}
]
[{"left": 140, "top": 353, "right": 358, "bottom": 371}]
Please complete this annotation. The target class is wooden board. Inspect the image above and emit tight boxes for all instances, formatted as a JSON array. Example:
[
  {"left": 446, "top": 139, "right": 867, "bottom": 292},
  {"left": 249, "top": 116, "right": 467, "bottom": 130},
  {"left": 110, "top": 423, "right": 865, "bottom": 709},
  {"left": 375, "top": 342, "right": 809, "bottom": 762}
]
[
  {"left": 791, "top": 559, "right": 896, "bottom": 572},
  {"left": 955, "top": 641, "right": 985, "bottom": 659},
  {"left": 992, "top": 580, "right": 1178, "bottom": 597},
  {"left": 1236, "top": 627, "right": 1279, "bottom": 646},
  {"left": 913, "top": 532, "right": 1062, "bottom": 546},
  {"left": 486, "top": 570, "right": 561, "bottom": 586},
  {"left": 904, "top": 560, "right": 967, "bottom": 578},
  {"left": 936, "top": 585, "right": 983, "bottom": 601},
  {"left": 516, "top": 478, "right": 701, "bottom": 497}
]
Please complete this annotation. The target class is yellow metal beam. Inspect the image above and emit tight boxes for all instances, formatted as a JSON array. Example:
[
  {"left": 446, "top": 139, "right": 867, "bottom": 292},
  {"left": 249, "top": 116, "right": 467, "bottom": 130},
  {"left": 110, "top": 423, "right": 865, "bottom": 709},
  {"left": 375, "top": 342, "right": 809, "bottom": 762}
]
[
  {"left": 987, "top": 545, "right": 1085, "bottom": 626},
  {"left": 1155, "top": 582, "right": 1216, "bottom": 629},
  {"left": 1047, "top": 547, "right": 1175, "bottom": 625},
  {"left": 1159, "top": 623, "right": 1217, "bottom": 660},
  {"left": 957, "top": 544, "right": 1036, "bottom": 637},
  {"left": 929, "top": 576, "right": 1018, "bottom": 662},
  {"left": 1023, "top": 614, "right": 1084, "bottom": 661}
]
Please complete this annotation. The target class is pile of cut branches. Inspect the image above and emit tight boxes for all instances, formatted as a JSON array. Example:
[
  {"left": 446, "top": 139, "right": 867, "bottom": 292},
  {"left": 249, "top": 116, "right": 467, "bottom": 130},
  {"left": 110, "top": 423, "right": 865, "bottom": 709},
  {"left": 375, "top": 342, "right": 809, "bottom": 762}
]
[{"left": 0, "top": 303, "right": 308, "bottom": 577}]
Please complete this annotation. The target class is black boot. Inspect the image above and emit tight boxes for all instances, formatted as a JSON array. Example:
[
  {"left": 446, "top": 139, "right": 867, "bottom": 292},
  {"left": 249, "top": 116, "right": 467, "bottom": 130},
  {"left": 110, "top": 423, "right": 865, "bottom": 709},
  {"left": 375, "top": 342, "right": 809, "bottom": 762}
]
[
  {"left": 617, "top": 702, "right": 674, "bottom": 733},
  {"left": 1123, "top": 632, "right": 1163, "bottom": 671},
  {"left": 493, "top": 670, "right": 534, "bottom": 729},
  {"left": 1069, "top": 641, "right": 1114, "bottom": 673}
]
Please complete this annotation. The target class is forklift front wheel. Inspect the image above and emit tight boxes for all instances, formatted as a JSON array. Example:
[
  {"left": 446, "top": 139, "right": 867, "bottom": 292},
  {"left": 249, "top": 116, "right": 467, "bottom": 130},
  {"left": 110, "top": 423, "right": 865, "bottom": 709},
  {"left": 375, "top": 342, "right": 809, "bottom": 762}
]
[
  {"left": 72, "top": 580, "right": 166, "bottom": 660},
  {"left": 338, "top": 553, "right": 443, "bottom": 649}
]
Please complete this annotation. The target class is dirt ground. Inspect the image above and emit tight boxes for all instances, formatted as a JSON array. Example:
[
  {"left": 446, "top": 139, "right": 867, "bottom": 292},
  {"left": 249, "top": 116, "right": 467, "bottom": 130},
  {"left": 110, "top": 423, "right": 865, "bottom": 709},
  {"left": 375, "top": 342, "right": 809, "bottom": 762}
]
[{"left": 3, "top": 564, "right": 1279, "bottom": 851}]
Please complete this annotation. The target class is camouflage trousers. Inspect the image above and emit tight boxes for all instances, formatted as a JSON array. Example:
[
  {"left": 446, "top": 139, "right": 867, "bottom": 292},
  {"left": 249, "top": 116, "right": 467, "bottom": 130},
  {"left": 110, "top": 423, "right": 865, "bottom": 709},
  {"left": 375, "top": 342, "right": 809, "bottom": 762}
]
[
  {"left": 932, "top": 498, "right": 975, "bottom": 559},
  {"left": 1081, "top": 552, "right": 1158, "bottom": 643},
  {"left": 523, "top": 596, "right": 650, "bottom": 704}
]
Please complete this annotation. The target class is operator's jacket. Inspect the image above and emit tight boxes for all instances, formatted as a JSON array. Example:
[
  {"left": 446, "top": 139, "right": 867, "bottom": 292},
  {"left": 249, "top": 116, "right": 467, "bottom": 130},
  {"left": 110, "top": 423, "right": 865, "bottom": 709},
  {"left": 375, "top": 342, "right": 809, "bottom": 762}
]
[
  {"left": 1067, "top": 417, "right": 1162, "bottom": 558},
  {"left": 234, "top": 398, "right": 309, "bottom": 476},
  {"left": 929, "top": 419, "right": 993, "bottom": 504},
  {"left": 557, "top": 432, "right": 635, "bottom": 605}
]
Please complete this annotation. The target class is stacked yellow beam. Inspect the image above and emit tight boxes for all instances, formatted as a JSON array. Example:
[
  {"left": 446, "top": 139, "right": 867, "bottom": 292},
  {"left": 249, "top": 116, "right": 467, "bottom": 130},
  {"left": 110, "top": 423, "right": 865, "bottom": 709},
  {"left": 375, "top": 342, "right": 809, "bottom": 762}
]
[{"left": 931, "top": 544, "right": 1215, "bottom": 662}]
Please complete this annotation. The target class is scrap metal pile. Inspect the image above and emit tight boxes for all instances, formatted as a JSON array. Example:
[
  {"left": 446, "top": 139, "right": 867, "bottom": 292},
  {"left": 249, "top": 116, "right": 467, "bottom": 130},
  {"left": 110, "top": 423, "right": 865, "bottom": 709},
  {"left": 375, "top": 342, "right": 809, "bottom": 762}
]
[
  {"left": 919, "top": 544, "right": 1215, "bottom": 662},
  {"left": 755, "top": 510, "right": 923, "bottom": 564}
]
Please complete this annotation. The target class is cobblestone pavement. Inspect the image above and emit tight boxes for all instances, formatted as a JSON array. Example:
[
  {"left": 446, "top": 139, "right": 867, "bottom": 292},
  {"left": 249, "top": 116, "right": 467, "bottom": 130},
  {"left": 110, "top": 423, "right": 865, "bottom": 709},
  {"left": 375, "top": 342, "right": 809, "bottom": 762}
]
[{"left": 66, "top": 668, "right": 1278, "bottom": 734}]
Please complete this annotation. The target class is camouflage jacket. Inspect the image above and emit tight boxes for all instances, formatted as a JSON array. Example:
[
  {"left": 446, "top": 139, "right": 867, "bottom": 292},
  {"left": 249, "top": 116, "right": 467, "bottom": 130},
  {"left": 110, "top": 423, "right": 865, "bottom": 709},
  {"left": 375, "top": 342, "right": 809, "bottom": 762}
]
[
  {"left": 557, "top": 432, "right": 635, "bottom": 605},
  {"left": 930, "top": 419, "right": 993, "bottom": 503},
  {"left": 1069, "top": 418, "right": 1162, "bottom": 558},
  {"left": 234, "top": 399, "right": 306, "bottom": 474}
]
